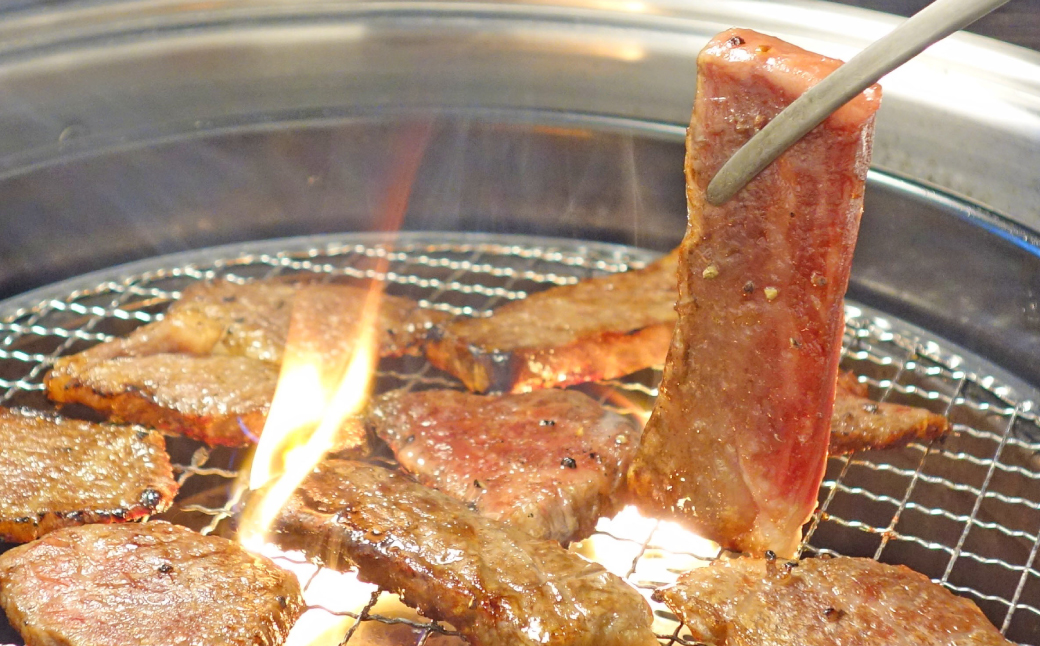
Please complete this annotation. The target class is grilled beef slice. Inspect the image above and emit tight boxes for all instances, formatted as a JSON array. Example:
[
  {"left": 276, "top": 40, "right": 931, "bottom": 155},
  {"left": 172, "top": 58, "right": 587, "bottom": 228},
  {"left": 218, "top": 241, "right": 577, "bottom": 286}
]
[
  {"left": 46, "top": 280, "right": 447, "bottom": 446},
  {"left": 426, "top": 249, "right": 679, "bottom": 393},
  {"left": 272, "top": 459, "right": 657, "bottom": 646},
  {"left": 658, "top": 556, "right": 1010, "bottom": 645},
  {"left": 829, "top": 371, "right": 951, "bottom": 454},
  {"left": 0, "top": 522, "right": 303, "bottom": 646},
  {"left": 46, "top": 354, "right": 280, "bottom": 447},
  {"left": 369, "top": 388, "right": 639, "bottom": 543},
  {"left": 0, "top": 408, "right": 177, "bottom": 543},
  {"left": 426, "top": 252, "right": 948, "bottom": 454},
  {"left": 628, "top": 29, "right": 882, "bottom": 557}
]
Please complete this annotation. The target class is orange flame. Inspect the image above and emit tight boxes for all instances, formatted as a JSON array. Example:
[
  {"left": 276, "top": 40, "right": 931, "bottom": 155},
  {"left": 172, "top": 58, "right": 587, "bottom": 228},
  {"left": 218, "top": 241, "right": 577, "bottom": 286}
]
[
  {"left": 239, "top": 282, "right": 382, "bottom": 550},
  {"left": 239, "top": 121, "right": 434, "bottom": 550}
]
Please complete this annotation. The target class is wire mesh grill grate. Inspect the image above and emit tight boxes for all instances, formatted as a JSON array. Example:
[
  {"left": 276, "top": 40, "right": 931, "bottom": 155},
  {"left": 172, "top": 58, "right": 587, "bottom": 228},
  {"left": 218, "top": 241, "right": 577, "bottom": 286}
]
[{"left": 0, "top": 233, "right": 1038, "bottom": 646}]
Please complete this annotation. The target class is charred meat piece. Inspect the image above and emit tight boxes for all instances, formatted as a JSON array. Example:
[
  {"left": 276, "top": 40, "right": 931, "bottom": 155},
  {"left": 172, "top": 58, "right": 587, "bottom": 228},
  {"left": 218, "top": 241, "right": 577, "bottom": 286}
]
[
  {"left": 830, "top": 372, "right": 951, "bottom": 454},
  {"left": 46, "top": 280, "right": 447, "bottom": 446},
  {"left": 47, "top": 354, "right": 279, "bottom": 447},
  {"left": 58, "top": 279, "right": 300, "bottom": 365},
  {"left": 287, "top": 283, "right": 451, "bottom": 360},
  {"left": 0, "top": 522, "right": 303, "bottom": 646},
  {"left": 273, "top": 459, "right": 657, "bottom": 646},
  {"left": 369, "top": 388, "right": 639, "bottom": 543},
  {"left": 428, "top": 249, "right": 948, "bottom": 451},
  {"left": 51, "top": 279, "right": 443, "bottom": 366},
  {"left": 657, "top": 556, "right": 1011, "bottom": 645},
  {"left": 426, "top": 250, "right": 678, "bottom": 393},
  {"left": 0, "top": 408, "right": 178, "bottom": 543},
  {"left": 628, "top": 29, "right": 882, "bottom": 557}
]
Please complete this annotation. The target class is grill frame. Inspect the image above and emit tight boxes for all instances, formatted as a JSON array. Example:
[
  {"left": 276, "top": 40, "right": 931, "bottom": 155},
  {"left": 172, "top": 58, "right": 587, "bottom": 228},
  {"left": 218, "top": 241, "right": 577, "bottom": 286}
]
[{"left": 0, "top": 231, "right": 1038, "bottom": 645}]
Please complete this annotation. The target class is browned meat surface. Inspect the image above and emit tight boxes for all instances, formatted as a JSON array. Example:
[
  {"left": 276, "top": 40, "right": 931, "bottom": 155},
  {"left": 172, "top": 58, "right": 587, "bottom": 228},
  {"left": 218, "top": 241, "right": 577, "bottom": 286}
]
[
  {"left": 49, "top": 279, "right": 444, "bottom": 365},
  {"left": 830, "top": 371, "right": 951, "bottom": 454},
  {"left": 46, "top": 279, "right": 447, "bottom": 446},
  {"left": 426, "top": 250, "right": 679, "bottom": 393},
  {"left": 657, "top": 556, "right": 1011, "bottom": 645},
  {"left": 47, "top": 354, "right": 279, "bottom": 446},
  {"left": 369, "top": 388, "right": 639, "bottom": 543},
  {"left": 0, "top": 408, "right": 178, "bottom": 543},
  {"left": 273, "top": 459, "right": 657, "bottom": 646},
  {"left": 428, "top": 248, "right": 946, "bottom": 451},
  {"left": 59, "top": 280, "right": 300, "bottom": 365},
  {"left": 628, "top": 29, "right": 881, "bottom": 557},
  {"left": 287, "top": 283, "right": 450, "bottom": 360},
  {"left": 0, "top": 522, "right": 303, "bottom": 646}
]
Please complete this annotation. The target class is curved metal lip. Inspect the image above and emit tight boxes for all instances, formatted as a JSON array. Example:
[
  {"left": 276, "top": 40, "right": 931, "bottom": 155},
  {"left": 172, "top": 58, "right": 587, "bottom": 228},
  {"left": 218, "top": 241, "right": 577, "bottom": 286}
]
[
  {"left": 870, "top": 171, "right": 1040, "bottom": 256},
  {"left": 1, "top": 1, "right": 1036, "bottom": 69},
  {"left": 1, "top": 227, "right": 1035, "bottom": 420},
  {"left": 0, "top": 0, "right": 1038, "bottom": 226},
  {"left": 0, "top": 107, "right": 682, "bottom": 182},
  {"left": 6, "top": 98, "right": 1040, "bottom": 243}
]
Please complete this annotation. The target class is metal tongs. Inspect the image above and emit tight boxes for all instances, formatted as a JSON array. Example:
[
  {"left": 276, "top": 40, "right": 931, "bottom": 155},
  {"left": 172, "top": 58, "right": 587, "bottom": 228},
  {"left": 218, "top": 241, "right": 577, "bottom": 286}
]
[{"left": 706, "top": 0, "right": 1013, "bottom": 206}]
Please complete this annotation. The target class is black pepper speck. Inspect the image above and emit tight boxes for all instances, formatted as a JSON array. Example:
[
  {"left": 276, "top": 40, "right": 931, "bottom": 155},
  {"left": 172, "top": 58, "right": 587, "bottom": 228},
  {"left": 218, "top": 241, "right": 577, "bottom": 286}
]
[{"left": 139, "top": 488, "right": 162, "bottom": 508}]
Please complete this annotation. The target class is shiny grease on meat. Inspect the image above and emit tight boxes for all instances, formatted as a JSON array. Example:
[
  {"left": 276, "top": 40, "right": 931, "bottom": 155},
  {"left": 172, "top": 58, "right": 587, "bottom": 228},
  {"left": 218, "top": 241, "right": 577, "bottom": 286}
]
[
  {"left": 0, "top": 408, "right": 177, "bottom": 543},
  {"left": 369, "top": 388, "right": 639, "bottom": 543},
  {"left": 657, "top": 556, "right": 1011, "bottom": 645},
  {"left": 628, "top": 29, "right": 882, "bottom": 557},
  {"left": 426, "top": 250, "right": 679, "bottom": 393},
  {"left": 427, "top": 246, "right": 949, "bottom": 453},
  {"left": 45, "top": 279, "right": 447, "bottom": 446},
  {"left": 829, "top": 371, "right": 950, "bottom": 454},
  {"left": 47, "top": 355, "right": 280, "bottom": 447},
  {"left": 0, "top": 522, "right": 303, "bottom": 646},
  {"left": 272, "top": 459, "right": 657, "bottom": 646}
]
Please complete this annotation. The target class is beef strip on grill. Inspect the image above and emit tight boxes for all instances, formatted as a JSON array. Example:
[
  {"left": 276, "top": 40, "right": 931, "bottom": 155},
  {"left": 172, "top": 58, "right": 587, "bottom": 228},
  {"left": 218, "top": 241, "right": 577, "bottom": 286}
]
[
  {"left": 425, "top": 249, "right": 679, "bottom": 393},
  {"left": 46, "top": 354, "right": 280, "bottom": 447},
  {"left": 46, "top": 280, "right": 447, "bottom": 446},
  {"left": 830, "top": 371, "right": 950, "bottom": 454},
  {"left": 427, "top": 248, "right": 949, "bottom": 453},
  {"left": 0, "top": 408, "right": 178, "bottom": 543},
  {"left": 0, "top": 522, "right": 303, "bottom": 646},
  {"left": 272, "top": 459, "right": 657, "bottom": 646},
  {"left": 368, "top": 388, "right": 639, "bottom": 544},
  {"left": 628, "top": 29, "right": 882, "bottom": 557},
  {"left": 657, "top": 556, "right": 1011, "bottom": 645}
]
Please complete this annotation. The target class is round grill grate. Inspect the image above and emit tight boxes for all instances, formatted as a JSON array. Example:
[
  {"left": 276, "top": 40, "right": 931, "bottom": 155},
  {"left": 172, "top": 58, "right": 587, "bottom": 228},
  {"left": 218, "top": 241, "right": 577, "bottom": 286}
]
[{"left": 0, "top": 233, "right": 1037, "bottom": 645}]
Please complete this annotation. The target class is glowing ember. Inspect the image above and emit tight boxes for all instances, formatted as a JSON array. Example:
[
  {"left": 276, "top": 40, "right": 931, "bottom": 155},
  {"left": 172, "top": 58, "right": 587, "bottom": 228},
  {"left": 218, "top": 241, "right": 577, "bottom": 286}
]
[
  {"left": 254, "top": 544, "right": 378, "bottom": 646},
  {"left": 239, "top": 282, "right": 382, "bottom": 549},
  {"left": 576, "top": 505, "right": 719, "bottom": 578}
]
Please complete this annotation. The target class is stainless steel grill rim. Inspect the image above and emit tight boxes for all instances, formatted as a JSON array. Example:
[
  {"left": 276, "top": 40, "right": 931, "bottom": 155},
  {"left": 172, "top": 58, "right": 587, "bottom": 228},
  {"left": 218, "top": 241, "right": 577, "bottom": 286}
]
[{"left": 0, "top": 232, "right": 1038, "bottom": 645}]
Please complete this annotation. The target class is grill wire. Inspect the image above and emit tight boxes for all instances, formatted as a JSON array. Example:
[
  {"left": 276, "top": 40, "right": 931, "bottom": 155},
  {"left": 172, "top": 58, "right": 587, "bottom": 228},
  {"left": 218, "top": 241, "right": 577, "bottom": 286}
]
[{"left": 0, "top": 233, "right": 1038, "bottom": 645}]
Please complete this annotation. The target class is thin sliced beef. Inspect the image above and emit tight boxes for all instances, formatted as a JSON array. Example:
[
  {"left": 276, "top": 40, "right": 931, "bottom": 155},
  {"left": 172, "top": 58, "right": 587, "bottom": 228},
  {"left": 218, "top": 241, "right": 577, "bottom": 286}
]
[
  {"left": 628, "top": 29, "right": 882, "bottom": 557},
  {"left": 426, "top": 250, "right": 678, "bottom": 393},
  {"left": 830, "top": 372, "right": 951, "bottom": 454},
  {"left": 0, "top": 408, "right": 177, "bottom": 543},
  {"left": 369, "top": 388, "right": 639, "bottom": 543},
  {"left": 272, "top": 459, "right": 657, "bottom": 646},
  {"left": 428, "top": 248, "right": 948, "bottom": 454},
  {"left": 0, "top": 522, "right": 304, "bottom": 646},
  {"left": 60, "top": 279, "right": 299, "bottom": 365},
  {"left": 287, "top": 282, "right": 450, "bottom": 360},
  {"left": 46, "top": 280, "right": 447, "bottom": 446},
  {"left": 47, "top": 354, "right": 279, "bottom": 447},
  {"left": 657, "top": 556, "right": 1011, "bottom": 645}
]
